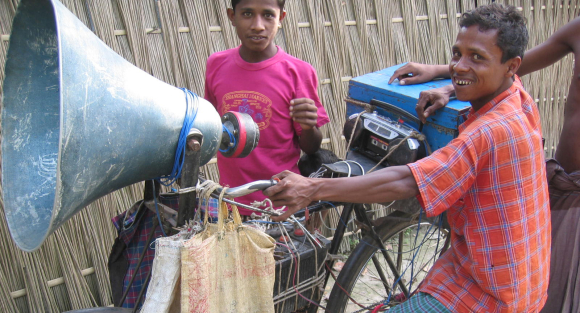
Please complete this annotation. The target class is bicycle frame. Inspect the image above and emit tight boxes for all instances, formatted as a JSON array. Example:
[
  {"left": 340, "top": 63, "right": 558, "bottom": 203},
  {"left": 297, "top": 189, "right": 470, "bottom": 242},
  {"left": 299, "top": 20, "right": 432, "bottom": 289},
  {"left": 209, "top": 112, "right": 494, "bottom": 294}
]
[
  {"left": 317, "top": 203, "right": 410, "bottom": 306},
  {"left": 206, "top": 187, "right": 413, "bottom": 312},
  {"left": 173, "top": 161, "right": 443, "bottom": 313}
]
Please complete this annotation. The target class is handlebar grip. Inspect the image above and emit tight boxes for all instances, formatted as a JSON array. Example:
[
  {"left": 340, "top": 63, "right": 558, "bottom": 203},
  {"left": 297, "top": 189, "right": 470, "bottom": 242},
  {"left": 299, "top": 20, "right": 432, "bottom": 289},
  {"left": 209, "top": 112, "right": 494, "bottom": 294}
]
[{"left": 222, "top": 179, "right": 278, "bottom": 198}]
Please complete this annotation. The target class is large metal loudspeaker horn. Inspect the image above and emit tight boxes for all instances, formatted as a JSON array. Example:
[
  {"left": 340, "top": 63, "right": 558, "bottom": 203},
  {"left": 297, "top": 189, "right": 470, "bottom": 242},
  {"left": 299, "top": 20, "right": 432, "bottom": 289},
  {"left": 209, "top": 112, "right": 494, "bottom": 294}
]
[{"left": 1, "top": 0, "right": 258, "bottom": 252}]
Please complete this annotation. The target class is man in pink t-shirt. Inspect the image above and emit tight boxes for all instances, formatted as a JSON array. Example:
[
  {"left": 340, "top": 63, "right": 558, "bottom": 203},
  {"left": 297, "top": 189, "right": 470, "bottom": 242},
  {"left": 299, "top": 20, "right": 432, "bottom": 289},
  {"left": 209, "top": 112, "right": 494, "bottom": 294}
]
[{"left": 204, "top": 0, "right": 330, "bottom": 215}]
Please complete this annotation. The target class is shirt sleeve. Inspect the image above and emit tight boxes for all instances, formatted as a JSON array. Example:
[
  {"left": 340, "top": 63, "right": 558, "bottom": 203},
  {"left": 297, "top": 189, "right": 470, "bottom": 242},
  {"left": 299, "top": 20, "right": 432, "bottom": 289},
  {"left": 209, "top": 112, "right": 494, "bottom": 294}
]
[
  {"left": 203, "top": 56, "right": 217, "bottom": 108},
  {"left": 407, "top": 132, "right": 481, "bottom": 217},
  {"left": 292, "top": 64, "right": 330, "bottom": 136}
]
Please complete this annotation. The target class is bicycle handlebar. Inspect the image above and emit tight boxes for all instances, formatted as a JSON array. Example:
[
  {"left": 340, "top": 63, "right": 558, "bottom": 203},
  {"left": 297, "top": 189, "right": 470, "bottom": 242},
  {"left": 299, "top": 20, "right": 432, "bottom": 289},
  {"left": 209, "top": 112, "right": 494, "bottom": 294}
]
[
  {"left": 219, "top": 179, "right": 278, "bottom": 197},
  {"left": 195, "top": 178, "right": 343, "bottom": 218}
]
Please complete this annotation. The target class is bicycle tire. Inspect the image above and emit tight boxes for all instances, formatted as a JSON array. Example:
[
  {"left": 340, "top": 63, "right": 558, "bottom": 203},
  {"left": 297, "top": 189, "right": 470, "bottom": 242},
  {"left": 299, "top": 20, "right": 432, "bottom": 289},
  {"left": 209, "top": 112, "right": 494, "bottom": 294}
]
[{"left": 325, "top": 210, "right": 449, "bottom": 313}]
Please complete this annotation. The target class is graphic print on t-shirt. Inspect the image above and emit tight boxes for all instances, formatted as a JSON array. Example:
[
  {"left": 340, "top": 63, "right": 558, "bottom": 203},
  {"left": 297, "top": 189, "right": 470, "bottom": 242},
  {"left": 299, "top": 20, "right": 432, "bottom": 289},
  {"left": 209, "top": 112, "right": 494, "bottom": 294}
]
[{"left": 221, "top": 90, "right": 273, "bottom": 131}]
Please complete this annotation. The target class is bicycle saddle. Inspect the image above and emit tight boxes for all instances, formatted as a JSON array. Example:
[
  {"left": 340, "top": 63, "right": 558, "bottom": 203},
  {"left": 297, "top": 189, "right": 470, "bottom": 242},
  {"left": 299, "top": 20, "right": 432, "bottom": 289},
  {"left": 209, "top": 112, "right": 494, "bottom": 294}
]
[
  {"left": 321, "top": 150, "right": 387, "bottom": 177},
  {"left": 321, "top": 161, "right": 365, "bottom": 177}
]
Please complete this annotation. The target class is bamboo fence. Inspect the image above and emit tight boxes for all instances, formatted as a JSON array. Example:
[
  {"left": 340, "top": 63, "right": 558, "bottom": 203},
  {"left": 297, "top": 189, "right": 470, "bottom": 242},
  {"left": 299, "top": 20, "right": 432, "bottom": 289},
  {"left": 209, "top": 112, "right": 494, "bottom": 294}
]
[{"left": 0, "top": 0, "right": 575, "bottom": 311}]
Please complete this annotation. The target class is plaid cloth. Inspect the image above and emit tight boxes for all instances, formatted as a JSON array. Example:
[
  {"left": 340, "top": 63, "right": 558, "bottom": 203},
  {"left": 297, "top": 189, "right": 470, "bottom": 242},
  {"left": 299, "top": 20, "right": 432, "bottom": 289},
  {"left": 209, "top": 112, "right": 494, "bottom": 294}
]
[
  {"left": 200, "top": 197, "right": 219, "bottom": 218},
  {"left": 387, "top": 292, "right": 451, "bottom": 312},
  {"left": 111, "top": 194, "right": 179, "bottom": 308},
  {"left": 408, "top": 76, "right": 550, "bottom": 312}
]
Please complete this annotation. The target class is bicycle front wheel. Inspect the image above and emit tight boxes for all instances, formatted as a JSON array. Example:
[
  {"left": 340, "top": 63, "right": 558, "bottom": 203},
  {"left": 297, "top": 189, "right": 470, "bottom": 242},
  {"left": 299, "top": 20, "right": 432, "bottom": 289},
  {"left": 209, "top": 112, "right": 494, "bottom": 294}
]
[{"left": 325, "top": 211, "right": 449, "bottom": 313}]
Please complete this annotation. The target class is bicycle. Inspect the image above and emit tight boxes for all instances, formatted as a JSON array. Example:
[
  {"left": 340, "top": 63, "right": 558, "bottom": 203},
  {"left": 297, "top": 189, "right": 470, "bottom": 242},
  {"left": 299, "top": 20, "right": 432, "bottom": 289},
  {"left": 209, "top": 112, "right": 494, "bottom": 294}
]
[
  {"left": 198, "top": 154, "right": 450, "bottom": 313},
  {"left": 123, "top": 94, "right": 451, "bottom": 313}
]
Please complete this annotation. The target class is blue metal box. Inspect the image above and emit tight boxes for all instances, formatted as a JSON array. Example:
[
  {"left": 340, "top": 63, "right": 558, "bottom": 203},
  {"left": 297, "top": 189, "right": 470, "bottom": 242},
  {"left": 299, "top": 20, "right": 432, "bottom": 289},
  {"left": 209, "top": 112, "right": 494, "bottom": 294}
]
[{"left": 346, "top": 63, "right": 471, "bottom": 151}]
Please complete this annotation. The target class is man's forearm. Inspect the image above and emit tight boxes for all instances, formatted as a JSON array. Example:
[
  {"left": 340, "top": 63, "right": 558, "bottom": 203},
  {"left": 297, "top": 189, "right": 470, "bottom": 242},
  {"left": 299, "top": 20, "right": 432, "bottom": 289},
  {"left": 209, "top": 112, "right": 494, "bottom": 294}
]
[
  {"left": 517, "top": 40, "right": 572, "bottom": 76},
  {"left": 431, "top": 65, "right": 451, "bottom": 79},
  {"left": 264, "top": 165, "right": 420, "bottom": 220},
  {"left": 517, "top": 17, "right": 577, "bottom": 76},
  {"left": 299, "top": 127, "right": 322, "bottom": 155},
  {"left": 313, "top": 165, "right": 419, "bottom": 204}
]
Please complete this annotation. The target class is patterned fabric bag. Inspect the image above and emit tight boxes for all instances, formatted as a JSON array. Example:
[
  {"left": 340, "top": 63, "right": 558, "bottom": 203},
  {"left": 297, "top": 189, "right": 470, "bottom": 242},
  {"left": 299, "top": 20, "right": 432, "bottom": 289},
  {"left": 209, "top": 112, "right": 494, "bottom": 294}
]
[{"left": 181, "top": 201, "right": 276, "bottom": 312}]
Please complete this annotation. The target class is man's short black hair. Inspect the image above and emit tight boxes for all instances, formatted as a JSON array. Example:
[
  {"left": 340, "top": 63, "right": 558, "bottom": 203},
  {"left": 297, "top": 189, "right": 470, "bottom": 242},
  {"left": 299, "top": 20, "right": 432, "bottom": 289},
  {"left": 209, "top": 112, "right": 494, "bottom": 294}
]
[
  {"left": 231, "top": 0, "right": 285, "bottom": 11},
  {"left": 460, "top": 4, "right": 529, "bottom": 63}
]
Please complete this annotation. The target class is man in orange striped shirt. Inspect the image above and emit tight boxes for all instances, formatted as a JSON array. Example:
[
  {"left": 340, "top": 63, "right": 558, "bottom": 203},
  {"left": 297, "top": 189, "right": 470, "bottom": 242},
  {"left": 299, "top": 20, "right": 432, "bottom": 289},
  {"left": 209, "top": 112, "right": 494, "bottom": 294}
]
[{"left": 264, "top": 4, "right": 550, "bottom": 312}]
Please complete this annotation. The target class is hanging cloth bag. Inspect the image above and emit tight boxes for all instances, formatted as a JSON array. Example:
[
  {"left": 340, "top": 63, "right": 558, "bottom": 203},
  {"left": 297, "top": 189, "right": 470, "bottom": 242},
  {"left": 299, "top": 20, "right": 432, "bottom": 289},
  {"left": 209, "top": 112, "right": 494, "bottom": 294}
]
[
  {"left": 181, "top": 201, "right": 276, "bottom": 313},
  {"left": 141, "top": 227, "right": 195, "bottom": 313}
]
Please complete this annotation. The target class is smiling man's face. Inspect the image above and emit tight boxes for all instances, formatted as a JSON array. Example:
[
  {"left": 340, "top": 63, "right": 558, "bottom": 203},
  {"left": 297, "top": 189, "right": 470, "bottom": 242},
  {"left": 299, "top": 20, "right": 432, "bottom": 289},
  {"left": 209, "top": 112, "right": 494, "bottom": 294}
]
[
  {"left": 449, "top": 25, "right": 517, "bottom": 110},
  {"left": 227, "top": 0, "right": 286, "bottom": 63}
]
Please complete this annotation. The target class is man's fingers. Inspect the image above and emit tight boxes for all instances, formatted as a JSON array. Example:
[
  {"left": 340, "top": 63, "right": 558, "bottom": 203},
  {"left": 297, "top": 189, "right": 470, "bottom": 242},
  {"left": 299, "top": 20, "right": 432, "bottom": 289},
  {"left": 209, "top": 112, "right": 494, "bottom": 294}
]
[
  {"left": 271, "top": 210, "right": 293, "bottom": 222},
  {"left": 263, "top": 171, "right": 313, "bottom": 222},
  {"left": 416, "top": 94, "right": 431, "bottom": 124},
  {"left": 263, "top": 172, "right": 292, "bottom": 197},
  {"left": 290, "top": 103, "right": 318, "bottom": 129},
  {"left": 291, "top": 103, "right": 317, "bottom": 114},
  {"left": 293, "top": 119, "right": 317, "bottom": 130},
  {"left": 389, "top": 65, "right": 413, "bottom": 84},
  {"left": 423, "top": 101, "right": 444, "bottom": 119},
  {"left": 388, "top": 69, "right": 404, "bottom": 84},
  {"left": 290, "top": 98, "right": 313, "bottom": 106},
  {"left": 270, "top": 203, "right": 304, "bottom": 222},
  {"left": 415, "top": 104, "right": 425, "bottom": 124},
  {"left": 423, "top": 107, "right": 433, "bottom": 119},
  {"left": 262, "top": 184, "right": 280, "bottom": 197},
  {"left": 290, "top": 110, "right": 318, "bottom": 125},
  {"left": 399, "top": 75, "right": 425, "bottom": 86},
  {"left": 388, "top": 73, "right": 405, "bottom": 84},
  {"left": 291, "top": 111, "right": 318, "bottom": 121},
  {"left": 272, "top": 170, "right": 292, "bottom": 181},
  {"left": 290, "top": 100, "right": 317, "bottom": 123}
]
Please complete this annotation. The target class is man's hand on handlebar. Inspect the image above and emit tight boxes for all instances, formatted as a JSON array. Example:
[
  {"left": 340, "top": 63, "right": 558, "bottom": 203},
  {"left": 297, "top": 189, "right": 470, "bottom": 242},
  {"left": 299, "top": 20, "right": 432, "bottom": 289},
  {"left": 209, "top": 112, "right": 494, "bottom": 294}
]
[
  {"left": 263, "top": 171, "right": 316, "bottom": 221},
  {"left": 388, "top": 62, "right": 450, "bottom": 86}
]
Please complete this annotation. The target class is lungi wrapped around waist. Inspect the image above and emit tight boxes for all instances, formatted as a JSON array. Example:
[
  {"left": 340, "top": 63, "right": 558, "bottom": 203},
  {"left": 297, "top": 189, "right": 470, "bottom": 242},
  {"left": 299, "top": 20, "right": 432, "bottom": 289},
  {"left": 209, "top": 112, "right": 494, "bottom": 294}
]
[{"left": 541, "top": 159, "right": 580, "bottom": 313}]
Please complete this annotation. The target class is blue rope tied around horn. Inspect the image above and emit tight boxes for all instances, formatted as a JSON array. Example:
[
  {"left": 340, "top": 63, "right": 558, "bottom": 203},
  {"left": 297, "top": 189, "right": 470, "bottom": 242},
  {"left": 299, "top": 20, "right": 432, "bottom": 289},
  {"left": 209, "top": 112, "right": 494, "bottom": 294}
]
[
  {"left": 156, "top": 88, "right": 199, "bottom": 186},
  {"left": 153, "top": 88, "right": 200, "bottom": 236}
]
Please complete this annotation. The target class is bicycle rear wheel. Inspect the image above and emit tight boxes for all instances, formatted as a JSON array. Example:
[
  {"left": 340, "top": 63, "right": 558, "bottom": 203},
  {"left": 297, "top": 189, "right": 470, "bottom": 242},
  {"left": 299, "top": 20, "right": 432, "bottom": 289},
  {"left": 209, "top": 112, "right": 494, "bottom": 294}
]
[{"left": 325, "top": 211, "right": 449, "bottom": 313}]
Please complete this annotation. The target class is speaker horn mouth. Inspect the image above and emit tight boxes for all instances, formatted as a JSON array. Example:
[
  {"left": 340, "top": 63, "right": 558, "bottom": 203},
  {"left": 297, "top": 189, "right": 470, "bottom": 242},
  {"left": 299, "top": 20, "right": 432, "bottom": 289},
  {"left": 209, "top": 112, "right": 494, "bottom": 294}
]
[{"left": 1, "top": 0, "right": 222, "bottom": 251}]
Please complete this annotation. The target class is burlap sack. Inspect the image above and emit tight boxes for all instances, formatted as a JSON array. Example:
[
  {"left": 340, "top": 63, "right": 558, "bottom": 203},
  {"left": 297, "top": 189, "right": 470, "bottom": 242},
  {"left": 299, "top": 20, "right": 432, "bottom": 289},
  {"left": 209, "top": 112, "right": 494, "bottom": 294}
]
[
  {"left": 141, "top": 233, "right": 186, "bottom": 313},
  {"left": 181, "top": 202, "right": 276, "bottom": 312}
]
